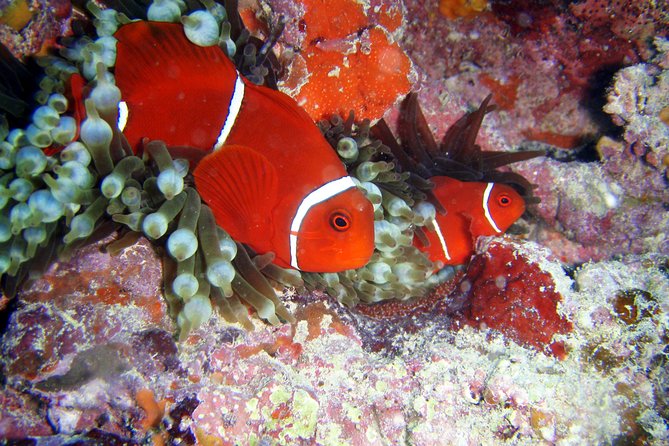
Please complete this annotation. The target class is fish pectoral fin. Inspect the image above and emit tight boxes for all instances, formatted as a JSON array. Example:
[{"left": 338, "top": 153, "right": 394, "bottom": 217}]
[
  {"left": 194, "top": 145, "right": 278, "bottom": 242},
  {"left": 461, "top": 212, "right": 479, "bottom": 241}
]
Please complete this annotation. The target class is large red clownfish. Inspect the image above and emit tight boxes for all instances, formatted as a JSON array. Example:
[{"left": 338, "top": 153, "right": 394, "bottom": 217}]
[
  {"left": 79, "top": 21, "right": 375, "bottom": 272},
  {"left": 415, "top": 176, "right": 525, "bottom": 266}
]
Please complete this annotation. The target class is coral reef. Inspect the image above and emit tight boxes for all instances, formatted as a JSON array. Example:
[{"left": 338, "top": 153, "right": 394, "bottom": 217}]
[
  {"left": 514, "top": 37, "right": 669, "bottom": 263},
  {"left": 396, "top": 0, "right": 668, "bottom": 264},
  {"left": 400, "top": 0, "right": 667, "bottom": 151},
  {"left": 0, "top": 238, "right": 666, "bottom": 444},
  {"left": 0, "top": 0, "right": 668, "bottom": 444}
]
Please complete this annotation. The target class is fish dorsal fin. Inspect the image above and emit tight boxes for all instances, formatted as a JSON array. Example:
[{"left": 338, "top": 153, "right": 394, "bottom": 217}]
[
  {"left": 114, "top": 21, "right": 235, "bottom": 100},
  {"left": 248, "top": 82, "right": 315, "bottom": 125},
  {"left": 194, "top": 145, "right": 278, "bottom": 241}
]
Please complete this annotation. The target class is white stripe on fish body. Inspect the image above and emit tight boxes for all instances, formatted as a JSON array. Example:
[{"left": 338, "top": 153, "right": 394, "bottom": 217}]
[
  {"left": 289, "top": 176, "right": 357, "bottom": 270},
  {"left": 214, "top": 73, "right": 245, "bottom": 150},
  {"left": 428, "top": 217, "right": 451, "bottom": 262},
  {"left": 118, "top": 101, "right": 129, "bottom": 131},
  {"left": 482, "top": 182, "right": 502, "bottom": 233}
]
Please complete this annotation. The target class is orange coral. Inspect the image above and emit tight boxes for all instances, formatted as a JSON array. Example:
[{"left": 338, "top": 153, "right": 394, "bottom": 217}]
[
  {"left": 236, "top": 334, "right": 303, "bottom": 359},
  {"left": 0, "top": 0, "right": 33, "bottom": 31},
  {"left": 296, "top": 27, "right": 412, "bottom": 122},
  {"left": 281, "top": 0, "right": 411, "bottom": 122},
  {"left": 660, "top": 106, "right": 669, "bottom": 126},
  {"left": 194, "top": 428, "right": 225, "bottom": 446},
  {"left": 438, "top": 0, "right": 488, "bottom": 19},
  {"left": 302, "top": 0, "right": 368, "bottom": 41},
  {"left": 136, "top": 388, "right": 166, "bottom": 430},
  {"left": 478, "top": 73, "right": 520, "bottom": 110},
  {"left": 295, "top": 300, "right": 357, "bottom": 340}
]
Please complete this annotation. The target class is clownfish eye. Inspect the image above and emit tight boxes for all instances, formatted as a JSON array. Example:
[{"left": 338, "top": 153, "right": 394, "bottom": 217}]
[
  {"left": 498, "top": 194, "right": 512, "bottom": 207},
  {"left": 330, "top": 211, "right": 351, "bottom": 232}
]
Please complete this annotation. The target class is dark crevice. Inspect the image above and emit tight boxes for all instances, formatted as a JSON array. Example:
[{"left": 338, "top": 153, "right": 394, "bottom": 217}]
[{"left": 582, "top": 64, "right": 626, "bottom": 140}]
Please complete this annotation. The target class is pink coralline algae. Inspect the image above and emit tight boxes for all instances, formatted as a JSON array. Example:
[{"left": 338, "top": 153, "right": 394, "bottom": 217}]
[
  {"left": 603, "top": 38, "right": 669, "bottom": 178},
  {"left": 512, "top": 37, "right": 669, "bottom": 263},
  {"left": 1, "top": 235, "right": 668, "bottom": 444},
  {"left": 0, "top": 0, "right": 73, "bottom": 58},
  {"left": 515, "top": 152, "right": 668, "bottom": 263},
  {"left": 1, "top": 235, "right": 167, "bottom": 383}
]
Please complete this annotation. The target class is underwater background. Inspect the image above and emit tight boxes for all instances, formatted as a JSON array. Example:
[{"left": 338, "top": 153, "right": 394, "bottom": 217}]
[{"left": 0, "top": 0, "right": 668, "bottom": 444}]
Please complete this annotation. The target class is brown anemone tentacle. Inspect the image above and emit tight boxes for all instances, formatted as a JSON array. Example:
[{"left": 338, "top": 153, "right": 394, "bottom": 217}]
[
  {"left": 398, "top": 93, "right": 436, "bottom": 167},
  {"left": 372, "top": 118, "right": 431, "bottom": 178},
  {"left": 477, "top": 150, "right": 546, "bottom": 172}
]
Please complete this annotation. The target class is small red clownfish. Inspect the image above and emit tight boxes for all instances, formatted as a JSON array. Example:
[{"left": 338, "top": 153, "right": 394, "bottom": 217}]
[
  {"left": 415, "top": 176, "right": 525, "bottom": 266},
  {"left": 83, "top": 21, "right": 375, "bottom": 272}
]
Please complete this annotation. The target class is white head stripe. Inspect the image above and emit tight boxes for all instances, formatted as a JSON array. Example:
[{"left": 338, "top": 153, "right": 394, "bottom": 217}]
[
  {"left": 214, "top": 74, "right": 245, "bottom": 150},
  {"left": 428, "top": 217, "right": 451, "bottom": 261},
  {"left": 289, "top": 176, "right": 357, "bottom": 269},
  {"left": 482, "top": 182, "right": 502, "bottom": 233},
  {"left": 117, "top": 101, "right": 129, "bottom": 131}
]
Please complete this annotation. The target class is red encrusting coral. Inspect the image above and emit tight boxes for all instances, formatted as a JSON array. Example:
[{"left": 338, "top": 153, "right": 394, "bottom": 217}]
[
  {"left": 489, "top": 0, "right": 644, "bottom": 95},
  {"left": 449, "top": 241, "right": 573, "bottom": 358},
  {"left": 569, "top": 0, "right": 664, "bottom": 48}
]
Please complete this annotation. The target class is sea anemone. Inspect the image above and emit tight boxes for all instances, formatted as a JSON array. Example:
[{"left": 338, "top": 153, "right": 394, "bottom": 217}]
[
  {"left": 305, "top": 113, "right": 439, "bottom": 307},
  {"left": 0, "top": 0, "right": 543, "bottom": 336},
  {"left": 374, "top": 93, "right": 543, "bottom": 195},
  {"left": 0, "top": 0, "right": 297, "bottom": 337}
]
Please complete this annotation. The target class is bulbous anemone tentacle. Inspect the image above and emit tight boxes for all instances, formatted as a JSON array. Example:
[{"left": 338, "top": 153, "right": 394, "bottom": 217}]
[
  {"left": 0, "top": 0, "right": 299, "bottom": 335},
  {"left": 3, "top": 0, "right": 544, "bottom": 332},
  {"left": 309, "top": 92, "right": 545, "bottom": 308}
]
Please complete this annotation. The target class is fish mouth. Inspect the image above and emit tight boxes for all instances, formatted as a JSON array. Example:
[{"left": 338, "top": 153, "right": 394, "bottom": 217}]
[
  {"left": 298, "top": 254, "right": 372, "bottom": 273},
  {"left": 296, "top": 241, "right": 374, "bottom": 272},
  {"left": 330, "top": 255, "right": 373, "bottom": 272}
]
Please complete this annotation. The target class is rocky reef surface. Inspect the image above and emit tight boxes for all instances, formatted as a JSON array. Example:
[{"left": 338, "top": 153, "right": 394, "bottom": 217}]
[{"left": 1, "top": 0, "right": 668, "bottom": 444}]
